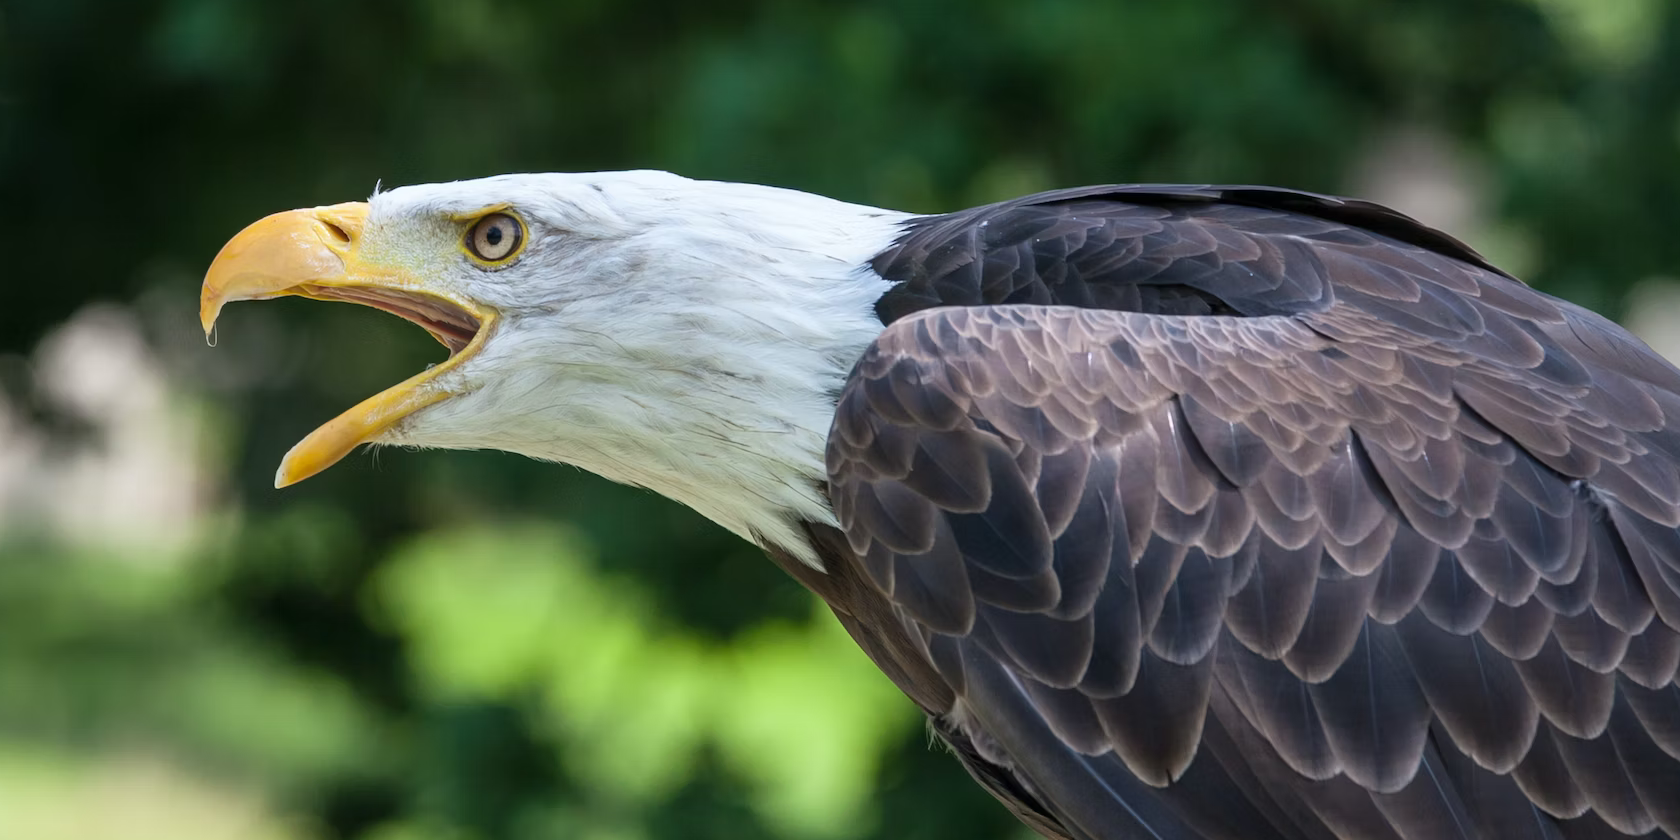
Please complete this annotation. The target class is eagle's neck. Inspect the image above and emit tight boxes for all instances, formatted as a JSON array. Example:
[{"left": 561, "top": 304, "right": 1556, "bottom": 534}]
[{"left": 430, "top": 182, "right": 912, "bottom": 568}]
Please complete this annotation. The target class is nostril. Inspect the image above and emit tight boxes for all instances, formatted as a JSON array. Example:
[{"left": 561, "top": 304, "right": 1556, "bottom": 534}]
[{"left": 323, "top": 221, "right": 351, "bottom": 243}]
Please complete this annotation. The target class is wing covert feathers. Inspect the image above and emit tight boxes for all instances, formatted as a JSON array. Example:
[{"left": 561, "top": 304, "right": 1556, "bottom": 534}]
[{"left": 828, "top": 290, "right": 1680, "bottom": 837}]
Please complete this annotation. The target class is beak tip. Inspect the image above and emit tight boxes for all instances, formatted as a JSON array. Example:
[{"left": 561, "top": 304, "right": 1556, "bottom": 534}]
[
  {"left": 275, "top": 441, "right": 334, "bottom": 488},
  {"left": 274, "top": 458, "right": 304, "bottom": 489},
  {"left": 200, "top": 289, "right": 224, "bottom": 340}
]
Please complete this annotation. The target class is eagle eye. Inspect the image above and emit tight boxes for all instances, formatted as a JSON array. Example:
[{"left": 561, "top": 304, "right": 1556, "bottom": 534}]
[{"left": 466, "top": 212, "right": 524, "bottom": 263}]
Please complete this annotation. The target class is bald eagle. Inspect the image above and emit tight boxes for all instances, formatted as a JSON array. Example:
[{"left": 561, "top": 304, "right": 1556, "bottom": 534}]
[{"left": 203, "top": 173, "right": 1680, "bottom": 839}]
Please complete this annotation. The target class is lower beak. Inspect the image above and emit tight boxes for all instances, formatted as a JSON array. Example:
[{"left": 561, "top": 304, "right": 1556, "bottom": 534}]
[{"left": 201, "top": 203, "right": 494, "bottom": 487}]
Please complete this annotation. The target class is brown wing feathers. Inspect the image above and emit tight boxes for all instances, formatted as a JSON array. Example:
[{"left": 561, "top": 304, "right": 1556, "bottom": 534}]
[{"left": 827, "top": 188, "right": 1680, "bottom": 839}]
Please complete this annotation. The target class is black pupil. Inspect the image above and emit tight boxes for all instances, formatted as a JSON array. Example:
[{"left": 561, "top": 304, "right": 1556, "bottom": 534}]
[{"left": 485, "top": 224, "right": 504, "bottom": 247}]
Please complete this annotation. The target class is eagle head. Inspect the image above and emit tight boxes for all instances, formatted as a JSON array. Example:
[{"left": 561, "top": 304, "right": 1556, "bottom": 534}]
[{"left": 202, "top": 171, "right": 909, "bottom": 562}]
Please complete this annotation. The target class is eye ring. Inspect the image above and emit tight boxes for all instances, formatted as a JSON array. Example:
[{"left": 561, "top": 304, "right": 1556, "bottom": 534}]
[{"left": 465, "top": 212, "right": 524, "bottom": 263}]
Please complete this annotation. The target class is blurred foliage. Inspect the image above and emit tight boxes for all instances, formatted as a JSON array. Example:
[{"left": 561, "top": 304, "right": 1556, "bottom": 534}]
[{"left": 1, "top": 1, "right": 1678, "bottom": 839}]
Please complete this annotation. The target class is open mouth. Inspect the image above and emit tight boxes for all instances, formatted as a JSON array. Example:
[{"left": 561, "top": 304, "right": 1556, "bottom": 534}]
[
  {"left": 253, "top": 283, "right": 496, "bottom": 487},
  {"left": 297, "top": 284, "right": 483, "bottom": 356},
  {"left": 199, "top": 201, "right": 498, "bottom": 487}
]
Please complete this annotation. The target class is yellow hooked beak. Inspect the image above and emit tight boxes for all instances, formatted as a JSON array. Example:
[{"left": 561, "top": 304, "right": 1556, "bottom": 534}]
[{"left": 201, "top": 203, "right": 495, "bottom": 488}]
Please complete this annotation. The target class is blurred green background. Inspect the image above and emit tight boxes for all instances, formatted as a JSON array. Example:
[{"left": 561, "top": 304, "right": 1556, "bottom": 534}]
[{"left": 2, "top": 1, "right": 1679, "bottom": 838}]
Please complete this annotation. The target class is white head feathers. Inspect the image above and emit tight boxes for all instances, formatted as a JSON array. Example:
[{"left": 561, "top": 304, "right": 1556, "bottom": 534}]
[{"left": 365, "top": 171, "right": 911, "bottom": 566}]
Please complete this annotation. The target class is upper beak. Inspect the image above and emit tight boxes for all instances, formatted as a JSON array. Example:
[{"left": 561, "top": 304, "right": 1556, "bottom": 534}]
[
  {"left": 202, "top": 203, "right": 494, "bottom": 488},
  {"left": 200, "top": 203, "right": 370, "bottom": 335}
]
